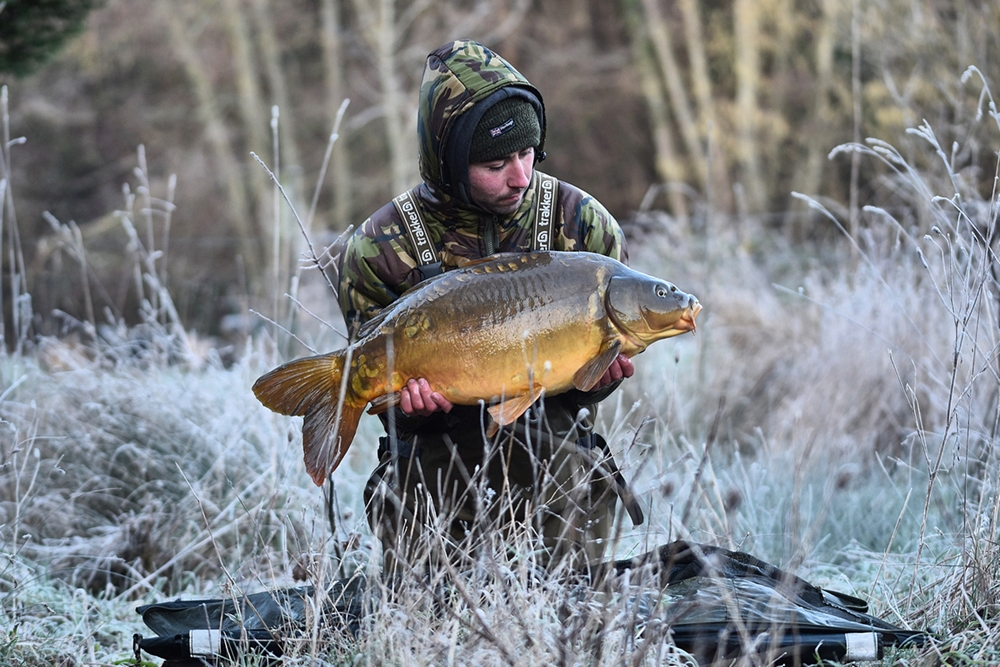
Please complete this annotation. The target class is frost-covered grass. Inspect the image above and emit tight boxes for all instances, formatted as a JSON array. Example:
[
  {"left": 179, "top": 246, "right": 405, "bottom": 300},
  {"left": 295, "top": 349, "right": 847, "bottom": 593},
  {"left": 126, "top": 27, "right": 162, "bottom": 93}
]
[{"left": 2, "top": 86, "right": 1000, "bottom": 664}]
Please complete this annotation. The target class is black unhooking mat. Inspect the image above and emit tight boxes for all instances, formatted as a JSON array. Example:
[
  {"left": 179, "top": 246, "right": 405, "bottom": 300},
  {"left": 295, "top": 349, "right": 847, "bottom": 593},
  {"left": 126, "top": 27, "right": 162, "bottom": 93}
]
[{"left": 133, "top": 541, "right": 930, "bottom": 665}]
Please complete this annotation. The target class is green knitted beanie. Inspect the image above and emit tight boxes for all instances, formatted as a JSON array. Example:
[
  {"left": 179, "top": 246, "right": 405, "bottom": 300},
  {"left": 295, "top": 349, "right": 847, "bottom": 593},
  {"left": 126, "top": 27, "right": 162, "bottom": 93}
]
[{"left": 468, "top": 97, "right": 541, "bottom": 164}]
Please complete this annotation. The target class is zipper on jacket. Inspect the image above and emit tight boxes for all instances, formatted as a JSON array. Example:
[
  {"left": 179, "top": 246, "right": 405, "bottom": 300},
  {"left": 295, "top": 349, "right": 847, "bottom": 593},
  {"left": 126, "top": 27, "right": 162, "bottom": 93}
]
[{"left": 484, "top": 216, "right": 499, "bottom": 255}]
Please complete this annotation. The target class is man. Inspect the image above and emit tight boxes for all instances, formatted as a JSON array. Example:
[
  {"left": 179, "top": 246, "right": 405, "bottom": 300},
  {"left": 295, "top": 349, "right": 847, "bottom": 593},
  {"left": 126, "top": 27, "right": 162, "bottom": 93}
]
[{"left": 336, "top": 40, "right": 638, "bottom": 573}]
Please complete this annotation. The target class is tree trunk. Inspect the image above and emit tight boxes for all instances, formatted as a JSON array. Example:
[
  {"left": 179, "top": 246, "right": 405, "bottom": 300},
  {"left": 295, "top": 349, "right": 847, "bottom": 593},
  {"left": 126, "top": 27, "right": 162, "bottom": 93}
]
[
  {"left": 321, "top": 0, "right": 352, "bottom": 232},
  {"left": 376, "top": 0, "right": 412, "bottom": 195},
  {"left": 639, "top": 0, "right": 706, "bottom": 191},
  {"left": 249, "top": 0, "right": 305, "bottom": 205},
  {"left": 849, "top": 0, "right": 861, "bottom": 254},
  {"left": 220, "top": 0, "right": 271, "bottom": 235},
  {"left": 351, "top": 0, "right": 417, "bottom": 196},
  {"left": 622, "top": 0, "right": 688, "bottom": 223},
  {"left": 161, "top": 0, "right": 261, "bottom": 284},
  {"left": 249, "top": 0, "right": 309, "bottom": 320},
  {"left": 677, "top": 0, "right": 718, "bottom": 196},
  {"left": 763, "top": 0, "right": 795, "bottom": 173},
  {"left": 733, "top": 0, "right": 766, "bottom": 213},
  {"left": 796, "top": 0, "right": 838, "bottom": 239}
]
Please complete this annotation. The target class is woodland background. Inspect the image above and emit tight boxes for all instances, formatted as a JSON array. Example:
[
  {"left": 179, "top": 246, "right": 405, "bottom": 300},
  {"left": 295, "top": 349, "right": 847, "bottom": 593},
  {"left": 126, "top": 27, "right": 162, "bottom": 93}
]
[{"left": 1, "top": 0, "right": 998, "bottom": 341}]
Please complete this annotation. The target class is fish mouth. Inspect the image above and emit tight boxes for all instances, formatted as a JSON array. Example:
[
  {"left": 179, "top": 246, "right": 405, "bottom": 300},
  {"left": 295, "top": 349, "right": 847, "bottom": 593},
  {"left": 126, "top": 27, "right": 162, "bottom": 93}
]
[
  {"left": 673, "top": 303, "right": 702, "bottom": 333},
  {"left": 619, "top": 305, "right": 701, "bottom": 347},
  {"left": 673, "top": 316, "right": 697, "bottom": 333}
]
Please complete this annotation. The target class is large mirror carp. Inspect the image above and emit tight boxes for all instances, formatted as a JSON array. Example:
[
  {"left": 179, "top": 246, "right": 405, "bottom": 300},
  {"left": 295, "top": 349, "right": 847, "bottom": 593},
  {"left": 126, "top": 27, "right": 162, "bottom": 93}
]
[{"left": 253, "top": 250, "right": 701, "bottom": 485}]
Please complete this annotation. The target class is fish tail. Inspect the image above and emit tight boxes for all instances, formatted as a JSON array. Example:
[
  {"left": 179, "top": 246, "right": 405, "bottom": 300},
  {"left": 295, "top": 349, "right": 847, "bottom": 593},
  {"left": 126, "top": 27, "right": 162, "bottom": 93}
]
[
  {"left": 252, "top": 352, "right": 345, "bottom": 415},
  {"left": 301, "top": 401, "right": 365, "bottom": 486},
  {"left": 252, "top": 352, "right": 365, "bottom": 486}
]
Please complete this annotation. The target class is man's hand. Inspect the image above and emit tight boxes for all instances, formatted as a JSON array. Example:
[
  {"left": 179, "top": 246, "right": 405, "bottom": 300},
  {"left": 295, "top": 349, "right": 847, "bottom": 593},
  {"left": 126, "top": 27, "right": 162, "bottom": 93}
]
[
  {"left": 399, "top": 378, "right": 454, "bottom": 416},
  {"left": 596, "top": 353, "right": 634, "bottom": 390}
]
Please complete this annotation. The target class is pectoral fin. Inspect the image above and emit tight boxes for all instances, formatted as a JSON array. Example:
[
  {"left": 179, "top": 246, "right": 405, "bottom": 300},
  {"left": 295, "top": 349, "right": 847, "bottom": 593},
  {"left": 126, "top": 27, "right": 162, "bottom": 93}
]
[
  {"left": 366, "top": 392, "right": 400, "bottom": 415},
  {"left": 572, "top": 340, "right": 622, "bottom": 391}
]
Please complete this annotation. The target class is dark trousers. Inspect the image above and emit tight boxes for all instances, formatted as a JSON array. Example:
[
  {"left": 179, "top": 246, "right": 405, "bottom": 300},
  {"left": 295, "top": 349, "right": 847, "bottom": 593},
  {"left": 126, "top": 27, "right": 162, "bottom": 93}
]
[{"left": 363, "top": 401, "right": 620, "bottom": 574}]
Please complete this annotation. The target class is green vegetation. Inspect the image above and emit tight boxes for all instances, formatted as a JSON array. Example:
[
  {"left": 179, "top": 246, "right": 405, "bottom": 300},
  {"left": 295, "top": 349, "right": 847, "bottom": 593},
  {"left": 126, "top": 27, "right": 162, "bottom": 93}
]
[{"left": 0, "top": 0, "right": 104, "bottom": 76}]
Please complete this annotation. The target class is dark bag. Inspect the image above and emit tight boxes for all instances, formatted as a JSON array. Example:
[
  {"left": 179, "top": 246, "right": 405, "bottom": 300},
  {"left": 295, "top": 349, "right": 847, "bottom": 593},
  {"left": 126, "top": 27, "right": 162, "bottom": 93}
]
[
  {"left": 603, "top": 541, "right": 928, "bottom": 664},
  {"left": 134, "top": 576, "right": 368, "bottom": 664},
  {"left": 133, "top": 542, "right": 928, "bottom": 665}
]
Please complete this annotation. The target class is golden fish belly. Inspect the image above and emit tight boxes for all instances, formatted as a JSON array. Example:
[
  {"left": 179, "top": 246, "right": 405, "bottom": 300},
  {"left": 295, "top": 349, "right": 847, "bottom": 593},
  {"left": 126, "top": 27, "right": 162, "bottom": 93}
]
[{"left": 402, "top": 316, "right": 607, "bottom": 403}]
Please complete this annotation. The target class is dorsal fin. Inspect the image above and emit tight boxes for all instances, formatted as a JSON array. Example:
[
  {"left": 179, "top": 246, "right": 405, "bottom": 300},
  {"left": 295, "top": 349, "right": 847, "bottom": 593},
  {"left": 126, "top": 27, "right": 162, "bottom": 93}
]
[{"left": 356, "top": 307, "right": 393, "bottom": 339}]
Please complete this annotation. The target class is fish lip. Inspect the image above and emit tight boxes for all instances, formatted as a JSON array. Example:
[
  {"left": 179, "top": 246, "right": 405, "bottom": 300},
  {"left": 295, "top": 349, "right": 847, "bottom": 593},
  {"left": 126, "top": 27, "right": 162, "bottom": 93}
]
[
  {"left": 675, "top": 316, "right": 696, "bottom": 332},
  {"left": 660, "top": 315, "right": 697, "bottom": 337},
  {"left": 676, "top": 304, "right": 701, "bottom": 332}
]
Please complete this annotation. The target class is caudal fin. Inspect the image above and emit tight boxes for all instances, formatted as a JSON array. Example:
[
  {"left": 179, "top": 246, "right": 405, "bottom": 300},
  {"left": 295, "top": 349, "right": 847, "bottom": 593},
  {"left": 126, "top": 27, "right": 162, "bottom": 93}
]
[
  {"left": 252, "top": 353, "right": 365, "bottom": 486},
  {"left": 301, "top": 402, "right": 365, "bottom": 486}
]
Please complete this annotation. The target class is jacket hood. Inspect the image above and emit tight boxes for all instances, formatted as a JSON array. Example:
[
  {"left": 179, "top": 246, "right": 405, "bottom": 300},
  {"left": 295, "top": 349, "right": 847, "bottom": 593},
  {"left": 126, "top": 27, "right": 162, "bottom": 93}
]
[{"left": 417, "top": 40, "right": 546, "bottom": 202}]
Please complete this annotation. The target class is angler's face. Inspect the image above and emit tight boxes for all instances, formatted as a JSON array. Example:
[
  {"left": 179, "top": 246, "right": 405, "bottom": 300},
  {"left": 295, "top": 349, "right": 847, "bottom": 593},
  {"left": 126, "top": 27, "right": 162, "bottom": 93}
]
[{"left": 469, "top": 147, "right": 535, "bottom": 215}]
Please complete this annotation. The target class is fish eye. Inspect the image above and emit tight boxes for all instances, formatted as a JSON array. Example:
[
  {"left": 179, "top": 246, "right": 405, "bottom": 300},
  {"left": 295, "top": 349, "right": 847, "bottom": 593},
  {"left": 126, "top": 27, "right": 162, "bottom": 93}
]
[{"left": 655, "top": 283, "right": 679, "bottom": 298}]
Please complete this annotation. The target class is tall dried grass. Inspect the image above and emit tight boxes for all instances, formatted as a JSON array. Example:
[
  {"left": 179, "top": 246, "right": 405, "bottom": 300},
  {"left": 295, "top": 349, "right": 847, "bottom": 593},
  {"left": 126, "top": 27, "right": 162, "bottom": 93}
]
[{"left": 0, "top": 72, "right": 999, "bottom": 664}]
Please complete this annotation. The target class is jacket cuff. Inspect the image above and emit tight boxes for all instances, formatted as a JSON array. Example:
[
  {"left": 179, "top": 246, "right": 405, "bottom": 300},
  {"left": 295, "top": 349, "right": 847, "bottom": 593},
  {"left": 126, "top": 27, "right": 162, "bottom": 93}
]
[
  {"left": 378, "top": 407, "right": 432, "bottom": 433},
  {"left": 564, "top": 378, "right": 624, "bottom": 406}
]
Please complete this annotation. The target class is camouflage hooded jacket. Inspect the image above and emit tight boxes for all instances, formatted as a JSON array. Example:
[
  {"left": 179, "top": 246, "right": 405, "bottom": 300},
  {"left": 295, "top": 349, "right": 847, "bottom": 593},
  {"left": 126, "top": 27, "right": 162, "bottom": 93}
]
[{"left": 336, "top": 40, "right": 627, "bottom": 333}]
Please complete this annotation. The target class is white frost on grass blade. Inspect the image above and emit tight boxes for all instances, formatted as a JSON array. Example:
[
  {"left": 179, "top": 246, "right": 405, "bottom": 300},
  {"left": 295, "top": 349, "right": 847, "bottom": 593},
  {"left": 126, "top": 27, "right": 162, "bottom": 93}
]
[{"left": 2, "top": 94, "right": 999, "bottom": 667}]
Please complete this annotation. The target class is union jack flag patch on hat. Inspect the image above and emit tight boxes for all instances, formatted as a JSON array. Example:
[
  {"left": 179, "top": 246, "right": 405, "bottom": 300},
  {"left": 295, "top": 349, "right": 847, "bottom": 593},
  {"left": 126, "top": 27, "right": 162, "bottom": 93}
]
[{"left": 490, "top": 118, "right": 515, "bottom": 137}]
